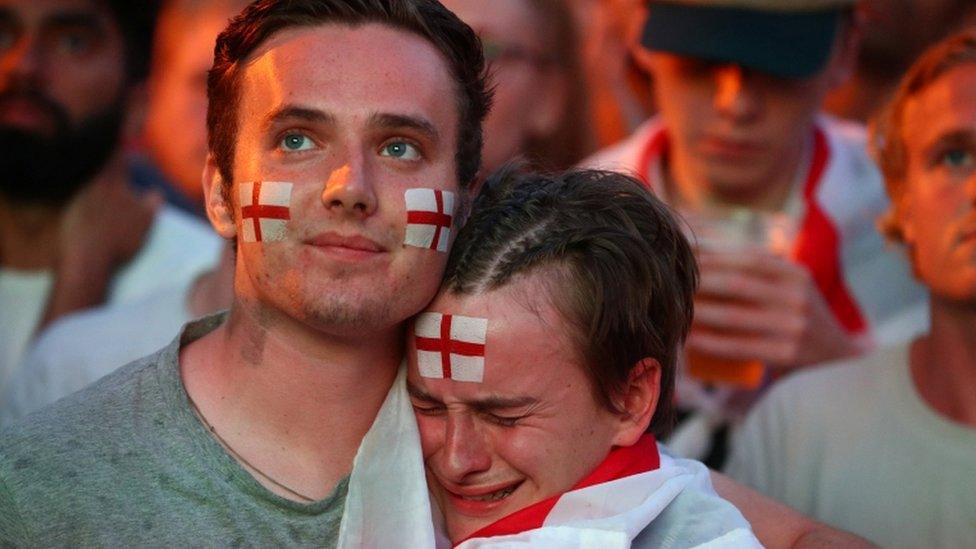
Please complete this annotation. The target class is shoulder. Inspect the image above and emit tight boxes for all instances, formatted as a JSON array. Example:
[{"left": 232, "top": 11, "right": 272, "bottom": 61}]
[
  {"left": 741, "top": 345, "right": 907, "bottom": 444},
  {"left": 634, "top": 452, "right": 760, "bottom": 548},
  {"left": 817, "top": 115, "right": 885, "bottom": 200},
  {"left": 110, "top": 206, "right": 222, "bottom": 303},
  {"left": 0, "top": 348, "right": 171, "bottom": 455},
  {"left": 3, "top": 288, "right": 190, "bottom": 423}
]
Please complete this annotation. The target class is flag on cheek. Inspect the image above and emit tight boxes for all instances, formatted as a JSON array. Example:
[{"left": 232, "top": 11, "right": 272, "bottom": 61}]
[
  {"left": 240, "top": 181, "right": 292, "bottom": 243},
  {"left": 415, "top": 312, "right": 487, "bottom": 383},
  {"left": 404, "top": 188, "right": 456, "bottom": 252}
]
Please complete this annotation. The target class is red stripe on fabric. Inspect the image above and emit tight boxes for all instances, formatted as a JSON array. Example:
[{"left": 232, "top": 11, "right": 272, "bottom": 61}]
[
  {"left": 792, "top": 129, "right": 867, "bottom": 334},
  {"left": 635, "top": 128, "right": 669, "bottom": 192},
  {"left": 458, "top": 435, "right": 660, "bottom": 544}
]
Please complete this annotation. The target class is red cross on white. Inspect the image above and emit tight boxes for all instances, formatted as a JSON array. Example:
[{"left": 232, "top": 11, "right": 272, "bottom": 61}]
[
  {"left": 414, "top": 312, "right": 488, "bottom": 382},
  {"left": 404, "top": 188, "right": 456, "bottom": 252},
  {"left": 240, "top": 181, "right": 292, "bottom": 242}
]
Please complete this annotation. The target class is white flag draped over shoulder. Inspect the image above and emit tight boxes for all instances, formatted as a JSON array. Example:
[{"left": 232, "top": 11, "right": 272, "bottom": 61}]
[
  {"left": 336, "top": 364, "right": 437, "bottom": 548},
  {"left": 456, "top": 437, "right": 763, "bottom": 549}
]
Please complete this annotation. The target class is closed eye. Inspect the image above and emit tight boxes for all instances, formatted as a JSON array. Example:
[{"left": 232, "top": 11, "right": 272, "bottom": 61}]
[{"left": 482, "top": 412, "right": 527, "bottom": 427}]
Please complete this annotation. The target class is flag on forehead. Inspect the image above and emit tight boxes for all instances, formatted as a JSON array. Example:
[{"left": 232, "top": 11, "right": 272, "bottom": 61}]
[
  {"left": 240, "top": 181, "right": 292, "bottom": 242},
  {"left": 415, "top": 312, "right": 487, "bottom": 382},
  {"left": 404, "top": 188, "right": 456, "bottom": 252}
]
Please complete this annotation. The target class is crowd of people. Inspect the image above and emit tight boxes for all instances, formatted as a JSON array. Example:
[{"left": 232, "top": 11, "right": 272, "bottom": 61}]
[{"left": 0, "top": 0, "right": 973, "bottom": 547}]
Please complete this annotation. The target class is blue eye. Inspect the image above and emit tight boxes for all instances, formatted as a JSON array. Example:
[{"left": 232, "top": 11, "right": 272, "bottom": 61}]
[
  {"left": 280, "top": 133, "right": 313, "bottom": 152},
  {"left": 380, "top": 141, "right": 421, "bottom": 160}
]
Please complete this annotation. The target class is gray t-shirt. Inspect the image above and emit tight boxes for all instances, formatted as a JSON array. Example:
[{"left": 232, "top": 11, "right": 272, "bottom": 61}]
[{"left": 0, "top": 314, "right": 347, "bottom": 548}]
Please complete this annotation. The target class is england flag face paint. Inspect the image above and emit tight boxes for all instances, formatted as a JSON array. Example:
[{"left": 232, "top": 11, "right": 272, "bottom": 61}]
[
  {"left": 404, "top": 188, "right": 456, "bottom": 252},
  {"left": 239, "top": 181, "right": 292, "bottom": 242},
  {"left": 414, "top": 312, "right": 487, "bottom": 383}
]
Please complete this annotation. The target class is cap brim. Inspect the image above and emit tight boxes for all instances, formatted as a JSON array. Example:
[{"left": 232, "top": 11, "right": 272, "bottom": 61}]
[{"left": 641, "top": 3, "right": 842, "bottom": 79}]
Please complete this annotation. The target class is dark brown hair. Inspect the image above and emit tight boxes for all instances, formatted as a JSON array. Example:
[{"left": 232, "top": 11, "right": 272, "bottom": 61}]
[
  {"left": 206, "top": 0, "right": 492, "bottom": 194},
  {"left": 443, "top": 167, "right": 698, "bottom": 436},
  {"left": 871, "top": 29, "right": 976, "bottom": 242}
]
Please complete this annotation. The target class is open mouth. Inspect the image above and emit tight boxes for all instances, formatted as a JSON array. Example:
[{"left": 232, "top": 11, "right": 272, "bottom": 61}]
[{"left": 458, "top": 482, "right": 520, "bottom": 503}]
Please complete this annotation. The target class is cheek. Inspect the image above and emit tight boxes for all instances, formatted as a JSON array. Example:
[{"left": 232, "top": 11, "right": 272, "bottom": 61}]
[{"left": 415, "top": 415, "right": 445, "bottom": 459}]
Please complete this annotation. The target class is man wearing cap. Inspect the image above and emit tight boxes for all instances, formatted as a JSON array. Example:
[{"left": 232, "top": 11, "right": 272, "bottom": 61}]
[{"left": 584, "top": 0, "right": 926, "bottom": 465}]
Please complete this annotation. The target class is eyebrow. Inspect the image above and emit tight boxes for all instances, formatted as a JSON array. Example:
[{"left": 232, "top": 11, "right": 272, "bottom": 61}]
[
  {"left": 263, "top": 105, "right": 336, "bottom": 131},
  {"left": 406, "top": 382, "right": 538, "bottom": 410},
  {"left": 925, "top": 129, "right": 976, "bottom": 157},
  {"left": 367, "top": 112, "right": 440, "bottom": 144},
  {"left": 45, "top": 12, "right": 103, "bottom": 31}
]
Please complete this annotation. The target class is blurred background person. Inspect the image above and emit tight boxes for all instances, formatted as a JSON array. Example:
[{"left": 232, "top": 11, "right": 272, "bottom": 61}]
[
  {"left": 585, "top": 0, "right": 926, "bottom": 467},
  {"left": 0, "top": 0, "right": 221, "bottom": 398},
  {"left": 570, "top": 0, "right": 655, "bottom": 149},
  {"left": 442, "top": 0, "right": 591, "bottom": 175},
  {"left": 133, "top": 0, "right": 249, "bottom": 217},
  {"left": 824, "top": 0, "right": 976, "bottom": 123},
  {"left": 0, "top": 0, "right": 246, "bottom": 423},
  {"left": 727, "top": 30, "right": 976, "bottom": 547}
]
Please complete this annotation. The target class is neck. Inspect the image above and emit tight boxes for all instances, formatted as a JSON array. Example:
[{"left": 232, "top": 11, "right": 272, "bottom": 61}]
[
  {"left": 666, "top": 133, "right": 807, "bottom": 213},
  {"left": 180, "top": 295, "right": 403, "bottom": 500},
  {"left": 0, "top": 197, "right": 63, "bottom": 270},
  {"left": 911, "top": 296, "right": 976, "bottom": 427}
]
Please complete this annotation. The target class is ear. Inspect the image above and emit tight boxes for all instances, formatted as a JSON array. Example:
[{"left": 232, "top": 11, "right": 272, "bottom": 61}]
[
  {"left": 611, "top": 357, "right": 661, "bottom": 447},
  {"left": 202, "top": 155, "right": 237, "bottom": 239}
]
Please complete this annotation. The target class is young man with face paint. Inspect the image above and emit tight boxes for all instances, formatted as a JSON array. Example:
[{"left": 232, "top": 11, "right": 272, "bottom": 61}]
[
  {"left": 727, "top": 30, "right": 976, "bottom": 547},
  {"left": 584, "top": 0, "right": 927, "bottom": 466},
  {"left": 0, "top": 0, "right": 491, "bottom": 545},
  {"left": 406, "top": 168, "right": 761, "bottom": 547}
]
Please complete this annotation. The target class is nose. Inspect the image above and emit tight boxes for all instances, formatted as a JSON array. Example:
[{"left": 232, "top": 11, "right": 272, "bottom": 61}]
[
  {"left": 714, "top": 64, "right": 759, "bottom": 122},
  {"left": 439, "top": 413, "right": 492, "bottom": 481},
  {"left": 1, "top": 34, "right": 42, "bottom": 87},
  {"left": 320, "top": 148, "right": 378, "bottom": 218}
]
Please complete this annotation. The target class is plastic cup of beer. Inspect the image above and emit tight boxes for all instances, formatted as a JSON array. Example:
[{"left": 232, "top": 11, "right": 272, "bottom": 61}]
[{"left": 683, "top": 206, "right": 796, "bottom": 389}]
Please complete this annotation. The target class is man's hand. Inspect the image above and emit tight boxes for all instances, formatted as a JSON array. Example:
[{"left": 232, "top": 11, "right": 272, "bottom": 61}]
[
  {"left": 687, "top": 249, "right": 864, "bottom": 371},
  {"left": 39, "top": 177, "right": 161, "bottom": 329}
]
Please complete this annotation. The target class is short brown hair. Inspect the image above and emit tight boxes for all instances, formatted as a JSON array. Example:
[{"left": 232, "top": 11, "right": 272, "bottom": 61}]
[
  {"left": 206, "top": 0, "right": 491, "bottom": 195},
  {"left": 443, "top": 167, "right": 698, "bottom": 436},
  {"left": 871, "top": 29, "right": 976, "bottom": 242}
]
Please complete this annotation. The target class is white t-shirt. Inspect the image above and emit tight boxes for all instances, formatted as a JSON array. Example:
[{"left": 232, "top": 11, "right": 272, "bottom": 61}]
[
  {"left": 726, "top": 343, "right": 976, "bottom": 548},
  {"left": 0, "top": 206, "right": 221, "bottom": 398},
  {"left": 0, "top": 279, "right": 194, "bottom": 425},
  {"left": 0, "top": 270, "right": 53, "bottom": 389}
]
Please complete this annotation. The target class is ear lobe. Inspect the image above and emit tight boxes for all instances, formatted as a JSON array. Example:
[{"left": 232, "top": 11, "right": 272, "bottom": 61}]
[
  {"left": 202, "top": 156, "right": 237, "bottom": 239},
  {"left": 611, "top": 357, "right": 662, "bottom": 447}
]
